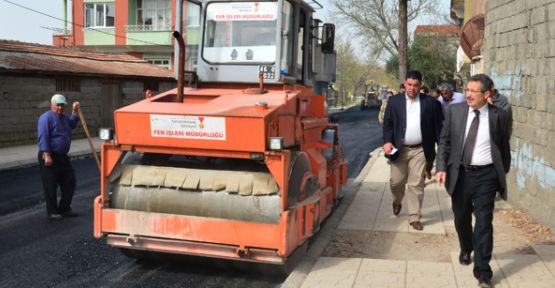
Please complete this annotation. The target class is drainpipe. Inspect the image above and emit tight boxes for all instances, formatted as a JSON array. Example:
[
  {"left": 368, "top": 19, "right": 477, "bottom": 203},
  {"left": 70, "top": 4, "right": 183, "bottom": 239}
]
[{"left": 63, "top": 0, "right": 68, "bottom": 34}]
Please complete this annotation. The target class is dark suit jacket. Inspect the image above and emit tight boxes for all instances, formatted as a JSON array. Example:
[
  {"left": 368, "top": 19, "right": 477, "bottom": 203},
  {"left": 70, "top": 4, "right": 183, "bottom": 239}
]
[
  {"left": 383, "top": 93, "right": 443, "bottom": 171},
  {"left": 436, "top": 102, "right": 511, "bottom": 199}
]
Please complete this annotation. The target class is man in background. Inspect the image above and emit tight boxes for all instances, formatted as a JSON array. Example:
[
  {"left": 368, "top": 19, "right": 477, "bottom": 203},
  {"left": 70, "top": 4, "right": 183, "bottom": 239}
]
[
  {"left": 378, "top": 91, "right": 395, "bottom": 124},
  {"left": 438, "top": 82, "right": 465, "bottom": 117}
]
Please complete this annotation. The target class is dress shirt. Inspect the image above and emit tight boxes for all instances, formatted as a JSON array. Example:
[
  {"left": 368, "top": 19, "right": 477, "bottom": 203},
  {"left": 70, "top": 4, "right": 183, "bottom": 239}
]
[
  {"left": 439, "top": 91, "right": 465, "bottom": 117},
  {"left": 463, "top": 104, "right": 492, "bottom": 165},
  {"left": 404, "top": 94, "right": 422, "bottom": 145},
  {"left": 38, "top": 110, "right": 79, "bottom": 154}
]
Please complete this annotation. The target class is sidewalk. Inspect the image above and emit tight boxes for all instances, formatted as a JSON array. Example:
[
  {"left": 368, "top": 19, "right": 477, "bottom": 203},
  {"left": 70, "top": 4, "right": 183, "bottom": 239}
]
[
  {"left": 283, "top": 149, "right": 555, "bottom": 288},
  {"left": 0, "top": 138, "right": 102, "bottom": 171}
]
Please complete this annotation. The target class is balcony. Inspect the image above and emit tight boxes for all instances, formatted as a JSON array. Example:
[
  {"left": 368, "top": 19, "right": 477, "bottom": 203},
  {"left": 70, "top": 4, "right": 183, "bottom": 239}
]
[{"left": 126, "top": 24, "right": 172, "bottom": 32}]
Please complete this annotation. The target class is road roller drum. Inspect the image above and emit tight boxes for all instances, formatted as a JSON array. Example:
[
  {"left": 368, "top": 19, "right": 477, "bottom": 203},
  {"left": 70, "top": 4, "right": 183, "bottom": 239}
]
[{"left": 110, "top": 164, "right": 281, "bottom": 223}]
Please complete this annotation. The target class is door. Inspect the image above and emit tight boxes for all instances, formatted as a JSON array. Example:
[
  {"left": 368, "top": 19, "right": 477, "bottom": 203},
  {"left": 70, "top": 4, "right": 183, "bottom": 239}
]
[{"left": 101, "top": 80, "right": 121, "bottom": 128}]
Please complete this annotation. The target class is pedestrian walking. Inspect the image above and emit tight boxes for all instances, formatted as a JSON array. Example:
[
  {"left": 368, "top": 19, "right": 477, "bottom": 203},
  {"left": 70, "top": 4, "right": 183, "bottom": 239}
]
[
  {"left": 37, "top": 94, "right": 80, "bottom": 221},
  {"left": 378, "top": 91, "right": 394, "bottom": 124},
  {"left": 489, "top": 87, "right": 513, "bottom": 137},
  {"left": 430, "top": 88, "right": 441, "bottom": 101},
  {"left": 383, "top": 70, "right": 443, "bottom": 230},
  {"left": 438, "top": 82, "right": 465, "bottom": 117},
  {"left": 436, "top": 74, "right": 512, "bottom": 288}
]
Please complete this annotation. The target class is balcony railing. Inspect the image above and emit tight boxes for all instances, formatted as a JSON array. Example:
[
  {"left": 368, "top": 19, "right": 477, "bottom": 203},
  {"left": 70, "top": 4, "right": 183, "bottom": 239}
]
[{"left": 126, "top": 24, "right": 172, "bottom": 32}]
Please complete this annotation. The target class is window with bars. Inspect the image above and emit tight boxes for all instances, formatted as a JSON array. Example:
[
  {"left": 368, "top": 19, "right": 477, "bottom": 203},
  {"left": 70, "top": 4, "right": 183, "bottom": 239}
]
[
  {"left": 56, "top": 78, "right": 81, "bottom": 92},
  {"left": 84, "top": 3, "right": 115, "bottom": 28},
  {"left": 136, "top": 0, "right": 172, "bottom": 31}
]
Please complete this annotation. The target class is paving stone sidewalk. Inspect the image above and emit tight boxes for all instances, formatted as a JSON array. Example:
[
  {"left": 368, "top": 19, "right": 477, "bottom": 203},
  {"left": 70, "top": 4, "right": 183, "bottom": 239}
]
[{"left": 296, "top": 150, "right": 555, "bottom": 288}]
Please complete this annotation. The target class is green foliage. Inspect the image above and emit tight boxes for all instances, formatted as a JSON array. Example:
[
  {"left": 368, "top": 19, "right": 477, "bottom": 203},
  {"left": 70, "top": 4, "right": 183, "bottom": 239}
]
[
  {"left": 408, "top": 33, "right": 457, "bottom": 89},
  {"left": 335, "top": 39, "right": 367, "bottom": 100},
  {"left": 385, "top": 54, "right": 399, "bottom": 77},
  {"left": 385, "top": 33, "right": 457, "bottom": 89}
]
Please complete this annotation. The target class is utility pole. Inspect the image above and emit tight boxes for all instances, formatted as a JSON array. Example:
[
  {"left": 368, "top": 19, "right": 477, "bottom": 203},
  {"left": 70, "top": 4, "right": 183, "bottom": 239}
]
[{"left": 398, "top": 0, "right": 409, "bottom": 81}]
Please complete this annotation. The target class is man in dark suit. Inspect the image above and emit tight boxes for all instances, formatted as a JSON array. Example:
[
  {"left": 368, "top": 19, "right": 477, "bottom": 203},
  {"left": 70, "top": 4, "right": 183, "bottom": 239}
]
[
  {"left": 383, "top": 70, "right": 443, "bottom": 230},
  {"left": 436, "top": 74, "right": 511, "bottom": 288}
]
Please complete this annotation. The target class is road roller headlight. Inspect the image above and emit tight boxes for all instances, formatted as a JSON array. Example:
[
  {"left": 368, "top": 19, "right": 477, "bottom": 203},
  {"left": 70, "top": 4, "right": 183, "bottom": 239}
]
[
  {"left": 269, "top": 137, "right": 283, "bottom": 150},
  {"left": 99, "top": 128, "right": 114, "bottom": 141}
]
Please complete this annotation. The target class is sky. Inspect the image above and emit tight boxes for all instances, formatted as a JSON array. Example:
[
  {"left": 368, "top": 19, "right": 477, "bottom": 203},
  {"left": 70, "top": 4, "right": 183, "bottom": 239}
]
[
  {"left": 0, "top": 0, "right": 449, "bottom": 45},
  {"left": 0, "top": 0, "right": 71, "bottom": 44}
]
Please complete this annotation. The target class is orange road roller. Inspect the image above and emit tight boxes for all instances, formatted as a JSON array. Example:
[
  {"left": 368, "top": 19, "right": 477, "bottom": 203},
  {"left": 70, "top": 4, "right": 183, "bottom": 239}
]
[{"left": 94, "top": 0, "right": 347, "bottom": 267}]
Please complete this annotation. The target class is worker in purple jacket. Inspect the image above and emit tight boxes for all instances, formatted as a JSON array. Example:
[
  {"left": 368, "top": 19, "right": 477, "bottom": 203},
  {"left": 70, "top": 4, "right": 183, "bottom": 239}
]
[{"left": 37, "top": 94, "right": 80, "bottom": 221}]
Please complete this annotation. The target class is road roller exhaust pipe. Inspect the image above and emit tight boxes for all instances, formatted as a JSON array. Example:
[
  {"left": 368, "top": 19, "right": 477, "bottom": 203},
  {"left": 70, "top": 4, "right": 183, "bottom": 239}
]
[{"left": 172, "top": 31, "right": 185, "bottom": 103}]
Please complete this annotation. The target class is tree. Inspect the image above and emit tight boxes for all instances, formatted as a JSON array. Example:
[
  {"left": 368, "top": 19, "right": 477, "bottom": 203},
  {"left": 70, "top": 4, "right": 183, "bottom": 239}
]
[
  {"left": 333, "top": 0, "right": 439, "bottom": 79},
  {"left": 398, "top": 0, "right": 409, "bottom": 80},
  {"left": 408, "top": 33, "right": 456, "bottom": 88},
  {"left": 334, "top": 37, "right": 367, "bottom": 107}
]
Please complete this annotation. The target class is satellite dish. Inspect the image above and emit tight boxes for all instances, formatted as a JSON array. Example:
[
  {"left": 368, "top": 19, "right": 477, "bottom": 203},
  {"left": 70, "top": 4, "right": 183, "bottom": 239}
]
[{"left": 460, "top": 14, "right": 485, "bottom": 58}]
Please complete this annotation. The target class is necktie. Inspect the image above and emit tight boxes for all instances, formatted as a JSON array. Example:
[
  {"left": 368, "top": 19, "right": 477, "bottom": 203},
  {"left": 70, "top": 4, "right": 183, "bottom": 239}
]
[{"left": 462, "top": 110, "right": 480, "bottom": 165}]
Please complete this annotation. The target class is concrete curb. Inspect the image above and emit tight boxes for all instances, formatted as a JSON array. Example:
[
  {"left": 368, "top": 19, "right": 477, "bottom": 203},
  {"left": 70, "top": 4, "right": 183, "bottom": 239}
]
[
  {"left": 280, "top": 147, "right": 382, "bottom": 288},
  {"left": 0, "top": 150, "right": 99, "bottom": 172},
  {"left": 0, "top": 138, "right": 102, "bottom": 172}
]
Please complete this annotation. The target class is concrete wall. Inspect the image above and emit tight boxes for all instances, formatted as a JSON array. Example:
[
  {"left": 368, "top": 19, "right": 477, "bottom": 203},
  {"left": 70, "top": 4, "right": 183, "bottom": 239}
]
[
  {"left": 0, "top": 74, "right": 174, "bottom": 148},
  {"left": 484, "top": 0, "right": 555, "bottom": 229},
  {"left": 84, "top": 29, "right": 116, "bottom": 45}
]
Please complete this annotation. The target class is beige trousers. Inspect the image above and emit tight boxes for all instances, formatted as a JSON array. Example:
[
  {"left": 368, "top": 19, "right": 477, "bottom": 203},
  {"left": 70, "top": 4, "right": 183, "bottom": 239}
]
[{"left": 390, "top": 146, "right": 426, "bottom": 223}]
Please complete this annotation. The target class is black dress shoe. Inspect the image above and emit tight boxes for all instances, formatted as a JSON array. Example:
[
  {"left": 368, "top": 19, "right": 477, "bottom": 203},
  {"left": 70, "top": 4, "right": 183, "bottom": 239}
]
[
  {"left": 478, "top": 277, "right": 492, "bottom": 288},
  {"left": 459, "top": 251, "right": 472, "bottom": 265},
  {"left": 48, "top": 214, "right": 63, "bottom": 221},
  {"left": 392, "top": 203, "right": 402, "bottom": 216},
  {"left": 410, "top": 221, "right": 423, "bottom": 230}
]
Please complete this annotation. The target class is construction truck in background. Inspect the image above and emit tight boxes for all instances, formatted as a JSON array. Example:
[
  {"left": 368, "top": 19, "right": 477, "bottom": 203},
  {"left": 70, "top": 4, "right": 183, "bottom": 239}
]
[
  {"left": 94, "top": 0, "right": 347, "bottom": 269},
  {"left": 360, "top": 80, "right": 388, "bottom": 110}
]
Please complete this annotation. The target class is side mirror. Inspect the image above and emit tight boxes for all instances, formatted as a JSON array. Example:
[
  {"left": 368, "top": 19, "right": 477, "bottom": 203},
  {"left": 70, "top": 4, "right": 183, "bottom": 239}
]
[{"left": 321, "top": 23, "right": 335, "bottom": 54}]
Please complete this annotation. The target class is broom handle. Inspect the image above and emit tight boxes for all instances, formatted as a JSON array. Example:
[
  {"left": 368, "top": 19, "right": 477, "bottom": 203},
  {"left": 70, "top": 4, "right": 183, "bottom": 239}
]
[{"left": 77, "top": 108, "right": 101, "bottom": 171}]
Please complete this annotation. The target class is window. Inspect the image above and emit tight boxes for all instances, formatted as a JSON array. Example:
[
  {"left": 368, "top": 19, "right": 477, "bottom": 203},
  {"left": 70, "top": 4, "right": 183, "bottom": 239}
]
[
  {"left": 296, "top": 10, "right": 306, "bottom": 81},
  {"left": 137, "top": 0, "right": 171, "bottom": 31},
  {"left": 186, "top": 1, "right": 200, "bottom": 27},
  {"left": 185, "top": 46, "right": 199, "bottom": 71},
  {"left": 146, "top": 58, "right": 171, "bottom": 69},
  {"left": 56, "top": 78, "right": 81, "bottom": 92},
  {"left": 84, "top": 3, "right": 115, "bottom": 28},
  {"left": 203, "top": 1, "right": 278, "bottom": 64},
  {"left": 280, "top": 1, "right": 294, "bottom": 75}
]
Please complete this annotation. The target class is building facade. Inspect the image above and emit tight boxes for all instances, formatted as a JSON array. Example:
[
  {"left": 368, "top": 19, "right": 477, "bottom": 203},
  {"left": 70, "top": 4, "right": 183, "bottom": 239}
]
[
  {"left": 450, "top": 0, "right": 486, "bottom": 86},
  {"left": 54, "top": 0, "right": 201, "bottom": 70},
  {"left": 0, "top": 40, "right": 175, "bottom": 147},
  {"left": 483, "top": 0, "right": 555, "bottom": 230}
]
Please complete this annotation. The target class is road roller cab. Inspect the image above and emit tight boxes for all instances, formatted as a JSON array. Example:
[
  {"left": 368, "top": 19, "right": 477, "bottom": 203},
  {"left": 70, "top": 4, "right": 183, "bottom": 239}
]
[{"left": 94, "top": 0, "right": 347, "bottom": 266}]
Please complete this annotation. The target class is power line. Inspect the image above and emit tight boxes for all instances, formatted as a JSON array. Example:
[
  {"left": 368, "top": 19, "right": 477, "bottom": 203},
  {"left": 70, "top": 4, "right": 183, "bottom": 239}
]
[{"left": 1, "top": 0, "right": 168, "bottom": 46}]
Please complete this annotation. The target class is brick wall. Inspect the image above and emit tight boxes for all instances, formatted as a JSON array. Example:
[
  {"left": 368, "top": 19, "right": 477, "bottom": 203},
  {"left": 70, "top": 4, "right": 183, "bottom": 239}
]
[
  {"left": 484, "top": 0, "right": 555, "bottom": 229},
  {"left": 0, "top": 74, "right": 174, "bottom": 148}
]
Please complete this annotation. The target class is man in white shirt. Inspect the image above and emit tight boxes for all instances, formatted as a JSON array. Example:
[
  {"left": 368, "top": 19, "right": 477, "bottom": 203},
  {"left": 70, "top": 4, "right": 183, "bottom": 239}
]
[
  {"left": 436, "top": 74, "right": 511, "bottom": 288},
  {"left": 383, "top": 71, "right": 443, "bottom": 231}
]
